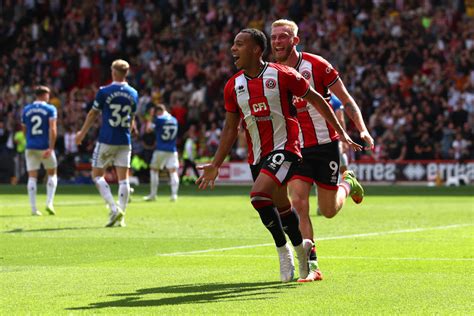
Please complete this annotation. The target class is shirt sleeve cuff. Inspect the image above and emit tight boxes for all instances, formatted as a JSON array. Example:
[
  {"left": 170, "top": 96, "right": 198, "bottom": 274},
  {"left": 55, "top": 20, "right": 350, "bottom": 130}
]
[{"left": 299, "top": 85, "right": 311, "bottom": 99}]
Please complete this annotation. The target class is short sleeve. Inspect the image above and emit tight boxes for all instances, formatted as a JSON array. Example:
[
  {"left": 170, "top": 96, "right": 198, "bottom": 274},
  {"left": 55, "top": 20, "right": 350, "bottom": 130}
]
[
  {"left": 92, "top": 89, "right": 103, "bottom": 111},
  {"left": 153, "top": 116, "right": 160, "bottom": 130},
  {"left": 49, "top": 105, "right": 57, "bottom": 119},
  {"left": 224, "top": 79, "right": 238, "bottom": 113},
  {"left": 317, "top": 57, "right": 339, "bottom": 87},
  {"left": 282, "top": 67, "right": 310, "bottom": 98}
]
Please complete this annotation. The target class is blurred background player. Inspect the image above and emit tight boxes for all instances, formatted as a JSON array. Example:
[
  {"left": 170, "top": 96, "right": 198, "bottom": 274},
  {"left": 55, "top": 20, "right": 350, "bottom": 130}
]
[
  {"left": 21, "top": 86, "right": 58, "bottom": 216},
  {"left": 180, "top": 125, "right": 200, "bottom": 183},
  {"left": 197, "top": 28, "right": 361, "bottom": 282},
  {"left": 331, "top": 94, "right": 349, "bottom": 174},
  {"left": 76, "top": 59, "right": 138, "bottom": 227},
  {"left": 143, "top": 103, "right": 180, "bottom": 202},
  {"left": 271, "top": 19, "right": 374, "bottom": 282}
]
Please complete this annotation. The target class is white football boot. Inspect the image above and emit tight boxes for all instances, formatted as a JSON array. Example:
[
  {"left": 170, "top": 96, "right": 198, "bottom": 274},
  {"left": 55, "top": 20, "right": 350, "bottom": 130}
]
[
  {"left": 294, "top": 239, "right": 313, "bottom": 279},
  {"left": 105, "top": 206, "right": 124, "bottom": 227},
  {"left": 276, "top": 243, "right": 295, "bottom": 282}
]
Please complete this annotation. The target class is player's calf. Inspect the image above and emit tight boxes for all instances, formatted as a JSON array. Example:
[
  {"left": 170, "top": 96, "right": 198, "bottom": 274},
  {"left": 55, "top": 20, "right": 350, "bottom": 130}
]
[{"left": 250, "top": 192, "right": 287, "bottom": 247}]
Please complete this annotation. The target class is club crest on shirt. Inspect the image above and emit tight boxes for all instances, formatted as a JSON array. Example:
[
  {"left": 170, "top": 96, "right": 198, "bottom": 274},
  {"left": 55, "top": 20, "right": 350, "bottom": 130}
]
[
  {"left": 265, "top": 79, "right": 276, "bottom": 89},
  {"left": 301, "top": 70, "right": 311, "bottom": 80}
]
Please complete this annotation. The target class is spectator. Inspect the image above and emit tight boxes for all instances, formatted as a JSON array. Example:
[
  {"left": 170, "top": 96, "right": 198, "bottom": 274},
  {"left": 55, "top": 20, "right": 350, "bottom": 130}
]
[
  {"left": 205, "top": 122, "right": 221, "bottom": 156},
  {"left": 452, "top": 132, "right": 471, "bottom": 160},
  {"left": 0, "top": 1, "right": 473, "bottom": 184}
]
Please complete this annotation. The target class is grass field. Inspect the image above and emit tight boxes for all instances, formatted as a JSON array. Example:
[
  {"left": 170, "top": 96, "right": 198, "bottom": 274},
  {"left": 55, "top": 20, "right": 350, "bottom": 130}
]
[{"left": 0, "top": 184, "right": 473, "bottom": 315}]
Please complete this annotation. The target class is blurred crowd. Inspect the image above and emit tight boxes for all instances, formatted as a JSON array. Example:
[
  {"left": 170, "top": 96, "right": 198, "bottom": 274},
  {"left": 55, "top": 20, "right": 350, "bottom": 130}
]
[{"left": 0, "top": 0, "right": 473, "bottom": 183}]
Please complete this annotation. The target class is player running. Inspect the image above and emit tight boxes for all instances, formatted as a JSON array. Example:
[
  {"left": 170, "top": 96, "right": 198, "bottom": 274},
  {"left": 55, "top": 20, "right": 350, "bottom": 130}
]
[
  {"left": 271, "top": 19, "right": 375, "bottom": 282},
  {"left": 143, "top": 103, "right": 180, "bottom": 202},
  {"left": 21, "top": 86, "right": 58, "bottom": 216},
  {"left": 196, "top": 28, "right": 362, "bottom": 282},
  {"left": 76, "top": 59, "right": 138, "bottom": 227}
]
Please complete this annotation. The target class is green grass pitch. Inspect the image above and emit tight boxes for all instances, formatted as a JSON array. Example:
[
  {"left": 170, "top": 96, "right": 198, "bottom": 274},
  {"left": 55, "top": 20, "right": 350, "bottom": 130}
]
[{"left": 0, "top": 184, "right": 473, "bottom": 314}]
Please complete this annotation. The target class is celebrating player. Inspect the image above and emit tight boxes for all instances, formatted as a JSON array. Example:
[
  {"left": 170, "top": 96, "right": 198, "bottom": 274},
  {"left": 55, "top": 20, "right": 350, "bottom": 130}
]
[
  {"left": 21, "top": 86, "right": 58, "bottom": 216},
  {"left": 271, "top": 19, "right": 375, "bottom": 281},
  {"left": 76, "top": 59, "right": 138, "bottom": 227},
  {"left": 143, "top": 103, "right": 180, "bottom": 202},
  {"left": 197, "top": 28, "right": 362, "bottom": 282}
]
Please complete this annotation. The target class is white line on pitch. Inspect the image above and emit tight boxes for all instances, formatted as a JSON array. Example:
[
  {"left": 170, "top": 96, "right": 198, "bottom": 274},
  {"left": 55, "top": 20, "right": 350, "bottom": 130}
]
[
  {"left": 157, "top": 223, "right": 473, "bottom": 256},
  {"left": 158, "top": 254, "right": 474, "bottom": 261},
  {"left": 321, "top": 256, "right": 474, "bottom": 261},
  {"left": 1, "top": 201, "right": 101, "bottom": 207}
]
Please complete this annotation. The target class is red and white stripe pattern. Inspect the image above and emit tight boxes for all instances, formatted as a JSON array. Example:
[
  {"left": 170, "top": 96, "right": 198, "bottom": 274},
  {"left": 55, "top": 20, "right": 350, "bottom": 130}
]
[
  {"left": 294, "top": 53, "right": 340, "bottom": 148},
  {"left": 225, "top": 63, "right": 306, "bottom": 165}
]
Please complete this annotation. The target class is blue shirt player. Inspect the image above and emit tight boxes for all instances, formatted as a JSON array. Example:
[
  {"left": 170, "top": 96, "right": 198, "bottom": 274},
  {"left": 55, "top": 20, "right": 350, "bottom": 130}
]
[
  {"left": 144, "top": 104, "right": 180, "bottom": 202},
  {"left": 76, "top": 59, "right": 138, "bottom": 227},
  {"left": 330, "top": 94, "right": 348, "bottom": 173},
  {"left": 21, "top": 85, "right": 58, "bottom": 216},
  {"left": 330, "top": 94, "right": 343, "bottom": 112}
]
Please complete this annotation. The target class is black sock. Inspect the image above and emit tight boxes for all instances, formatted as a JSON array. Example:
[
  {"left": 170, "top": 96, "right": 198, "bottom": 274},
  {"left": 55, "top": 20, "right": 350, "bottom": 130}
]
[
  {"left": 279, "top": 207, "right": 303, "bottom": 247},
  {"left": 251, "top": 193, "right": 287, "bottom": 247}
]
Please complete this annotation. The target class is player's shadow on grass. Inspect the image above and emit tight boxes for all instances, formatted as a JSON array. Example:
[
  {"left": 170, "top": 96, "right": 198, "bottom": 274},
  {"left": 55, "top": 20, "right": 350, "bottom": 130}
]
[
  {"left": 3, "top": 226, "right": 101, "bottom": 234},
  {"left": 67, "top": 281, "right": 298, "bottom": 310}
]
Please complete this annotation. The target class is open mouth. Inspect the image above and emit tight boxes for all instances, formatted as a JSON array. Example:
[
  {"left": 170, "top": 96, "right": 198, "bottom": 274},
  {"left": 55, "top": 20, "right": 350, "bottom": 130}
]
[{"left": 232, "top": 55, "right": 240, "bottom": 63}]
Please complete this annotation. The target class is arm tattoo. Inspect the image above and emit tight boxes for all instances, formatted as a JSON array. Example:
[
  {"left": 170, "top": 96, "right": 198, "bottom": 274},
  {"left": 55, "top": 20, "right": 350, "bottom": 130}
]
[{"left": 344, "top": 101, "right": 361, "bottom": 117}]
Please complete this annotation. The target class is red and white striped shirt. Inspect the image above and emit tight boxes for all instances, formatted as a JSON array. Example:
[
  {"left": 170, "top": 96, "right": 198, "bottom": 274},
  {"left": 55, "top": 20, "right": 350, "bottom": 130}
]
[
  {"left": 293, "top": 52, "right": 340, "bottom": 148},
  {"left": 224, "top": 62, "right": 310, "bottom": 165}
]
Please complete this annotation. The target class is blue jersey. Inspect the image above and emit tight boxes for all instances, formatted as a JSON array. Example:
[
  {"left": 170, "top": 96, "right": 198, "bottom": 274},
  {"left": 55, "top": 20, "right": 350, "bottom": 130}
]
[
  {"left": 153, "top": 112, "right": 178, "bottom": 152},
  {"left": 22, "top": 101, "right": 57, "bottom": 150},
  {"left": 93, "top": 82, "right": 138, "bottom": 145},
  {"left": 330, "top": 94, "right": 343, "bottom": 112}
]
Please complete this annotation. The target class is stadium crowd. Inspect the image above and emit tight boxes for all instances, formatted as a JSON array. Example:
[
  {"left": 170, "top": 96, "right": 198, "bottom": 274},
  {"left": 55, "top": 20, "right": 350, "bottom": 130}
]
[{"left": 0, "top": 0, "right": 473, "bottom": 183}]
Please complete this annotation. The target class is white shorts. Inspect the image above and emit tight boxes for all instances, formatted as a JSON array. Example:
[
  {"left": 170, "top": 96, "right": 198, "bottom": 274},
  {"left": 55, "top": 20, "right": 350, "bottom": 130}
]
[
  {"left": 25, "top": 149, "right": 57, "bottom": 171},
  {"left": 150, "top": 150, "right": 179, "bottom": 170},
  {"left": 92, "top": 142, "right": 131, "bottom": 169}
]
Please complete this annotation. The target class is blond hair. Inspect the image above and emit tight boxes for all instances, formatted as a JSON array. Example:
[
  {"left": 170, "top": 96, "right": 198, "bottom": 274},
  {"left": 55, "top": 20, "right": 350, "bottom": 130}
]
[
  {"left": 111, "top": 59, "right": 130, "bottom": 77},
  {"left": 272, "top": 19, "right": 298, "bottom": 37}
]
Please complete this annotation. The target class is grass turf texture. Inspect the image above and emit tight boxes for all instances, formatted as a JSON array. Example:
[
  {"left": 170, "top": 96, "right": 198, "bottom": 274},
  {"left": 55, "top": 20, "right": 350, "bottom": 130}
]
[{"left": 0, "top": 184, "right": 473, "bottom": 314}]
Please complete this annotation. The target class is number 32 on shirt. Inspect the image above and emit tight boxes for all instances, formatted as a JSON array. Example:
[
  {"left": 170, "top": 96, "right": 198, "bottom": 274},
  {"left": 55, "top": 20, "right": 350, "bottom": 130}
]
[{"left": 108, "top": 103, "right": 132, "bottom": 128}]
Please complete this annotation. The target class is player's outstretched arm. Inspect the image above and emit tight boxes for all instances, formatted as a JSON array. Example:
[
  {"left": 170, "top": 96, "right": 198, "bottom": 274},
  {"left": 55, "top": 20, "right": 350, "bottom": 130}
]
[
  {"left": 303, "top": 87, "right": 362, "bottom": 151},
  {"left": 330, "top": 79, "right": 374, "bottom": 150},
  {"left": 76, "top": 109, "right": 100, "bottom": 145},
  {"left": 196, "top": 111, "right": 240, "bottom": 190}
]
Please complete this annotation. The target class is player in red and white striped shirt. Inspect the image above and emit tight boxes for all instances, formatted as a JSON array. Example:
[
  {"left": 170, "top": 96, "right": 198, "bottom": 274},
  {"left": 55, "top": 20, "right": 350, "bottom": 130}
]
[
  {"left": 271, "top": 19, "right": 375, "bottom": 282},
  {"left": 197, "top": 28, "right": 361, "bottom": 282}
]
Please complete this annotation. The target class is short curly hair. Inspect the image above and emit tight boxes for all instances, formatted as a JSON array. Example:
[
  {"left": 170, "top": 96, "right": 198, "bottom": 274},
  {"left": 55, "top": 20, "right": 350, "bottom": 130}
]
[{"left": 240, "top": 28, "right": 267, "bottom": 54}]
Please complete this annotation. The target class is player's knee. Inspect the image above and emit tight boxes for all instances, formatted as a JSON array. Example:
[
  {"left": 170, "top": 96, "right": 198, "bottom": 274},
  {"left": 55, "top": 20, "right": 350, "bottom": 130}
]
[
  {"left": 319, "top": 207, "right": 338, "bottom": 218},
  {"left": 291, "top": 195, "right": 308, "bottom": 212},
  {"left": 250, "top": 192, "right": 273, "bottom": 211}
]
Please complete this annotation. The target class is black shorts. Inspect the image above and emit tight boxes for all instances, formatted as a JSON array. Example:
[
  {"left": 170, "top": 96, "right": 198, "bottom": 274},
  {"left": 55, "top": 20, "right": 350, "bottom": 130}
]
[
  {"left": 250, "top": 150, "right": 301, "bottom": 186},
  {"left": 290, "top": 141, "right": 341, "bottom": 190}
]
